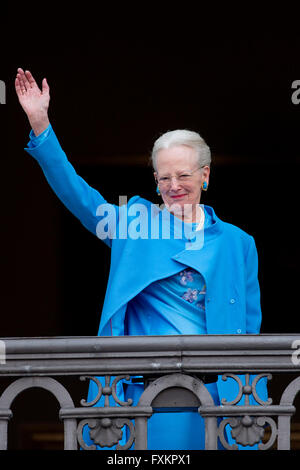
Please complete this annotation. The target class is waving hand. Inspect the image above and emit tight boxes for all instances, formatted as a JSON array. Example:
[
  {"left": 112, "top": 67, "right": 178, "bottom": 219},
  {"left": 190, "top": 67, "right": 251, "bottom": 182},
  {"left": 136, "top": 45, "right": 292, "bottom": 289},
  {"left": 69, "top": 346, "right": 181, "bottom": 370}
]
[{"left": 15, "top": 68, "right": 50, "bottom": 136}]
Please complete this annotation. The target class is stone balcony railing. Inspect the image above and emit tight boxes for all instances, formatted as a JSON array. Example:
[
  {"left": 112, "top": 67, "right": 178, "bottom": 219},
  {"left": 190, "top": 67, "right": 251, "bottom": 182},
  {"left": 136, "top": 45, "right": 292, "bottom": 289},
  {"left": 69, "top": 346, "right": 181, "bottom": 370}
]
[{"left": 0, "top": 335, "right": 299, "bottom": 450}]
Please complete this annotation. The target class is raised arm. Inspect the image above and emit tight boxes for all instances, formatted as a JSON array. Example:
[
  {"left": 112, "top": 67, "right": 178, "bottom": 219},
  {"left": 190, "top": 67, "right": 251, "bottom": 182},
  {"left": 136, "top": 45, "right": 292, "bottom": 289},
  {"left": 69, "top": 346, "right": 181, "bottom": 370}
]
[{"left": 15, "top": 68, "right": 117, "bottom": 246}]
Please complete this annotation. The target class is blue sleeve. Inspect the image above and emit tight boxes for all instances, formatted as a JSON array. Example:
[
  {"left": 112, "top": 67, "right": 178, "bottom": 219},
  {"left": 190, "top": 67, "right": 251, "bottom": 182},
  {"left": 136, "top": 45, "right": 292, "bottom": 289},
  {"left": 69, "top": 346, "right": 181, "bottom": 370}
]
[
  {"left": 27, "top": 124, "right": 53, "bottom": 149},
  {"left": 24, "top": 124, "right": 117, "bottom": 247}
]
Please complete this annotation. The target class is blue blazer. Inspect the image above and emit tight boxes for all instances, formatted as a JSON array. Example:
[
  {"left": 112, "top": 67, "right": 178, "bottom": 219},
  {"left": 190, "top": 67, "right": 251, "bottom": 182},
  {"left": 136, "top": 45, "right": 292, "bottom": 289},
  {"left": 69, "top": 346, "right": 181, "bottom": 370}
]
[{"left": 25, "top": 125, "right": 268, "bottom": 447}]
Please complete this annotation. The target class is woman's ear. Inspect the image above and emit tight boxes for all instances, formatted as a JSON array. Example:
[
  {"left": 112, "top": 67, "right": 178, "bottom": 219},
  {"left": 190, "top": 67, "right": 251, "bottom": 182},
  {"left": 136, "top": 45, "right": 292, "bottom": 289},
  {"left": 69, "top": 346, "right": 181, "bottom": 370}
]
[{"left": 202, "top": 165, "right": 210, "bottom": 184}]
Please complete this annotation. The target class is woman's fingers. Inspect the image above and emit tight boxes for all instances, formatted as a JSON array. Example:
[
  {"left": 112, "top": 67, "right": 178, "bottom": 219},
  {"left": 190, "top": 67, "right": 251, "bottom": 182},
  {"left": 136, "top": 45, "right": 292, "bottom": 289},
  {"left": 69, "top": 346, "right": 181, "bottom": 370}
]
[
  {"left": 16, "top": 68, "right": 40, "bottom": 94},
  {"left": 15, "top": 77, "right": 21, "bottom": 95},
  {"left": 15, "top": 75, "right": 25, "bottom": 95},
  {"left": 16, "top": 69, "right": 28, "bottom": 94},
  {"left": 41, "top": 77, "right": 50, "bottom": 95},
  {"left": 17, "top": 68, "right": 27, "bottom": 90},
  {"left": 24, "top": 70, "right": 37, "bottom": 88}
]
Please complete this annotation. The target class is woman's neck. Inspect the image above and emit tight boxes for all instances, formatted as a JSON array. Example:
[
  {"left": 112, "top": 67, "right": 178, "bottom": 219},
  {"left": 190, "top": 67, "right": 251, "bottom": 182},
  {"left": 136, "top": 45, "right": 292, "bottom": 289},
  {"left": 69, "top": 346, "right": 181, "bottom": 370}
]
[{"left": 168, "top": 203, "right": 203, "bottom": 224}]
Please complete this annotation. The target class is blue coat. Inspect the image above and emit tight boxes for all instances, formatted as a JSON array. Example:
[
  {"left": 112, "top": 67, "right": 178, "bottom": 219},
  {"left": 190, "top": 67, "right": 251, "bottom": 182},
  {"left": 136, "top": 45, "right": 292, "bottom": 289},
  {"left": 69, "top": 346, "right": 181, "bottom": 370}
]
[{"left": 25, "top": 125, "right": 267, "bottom": 449}]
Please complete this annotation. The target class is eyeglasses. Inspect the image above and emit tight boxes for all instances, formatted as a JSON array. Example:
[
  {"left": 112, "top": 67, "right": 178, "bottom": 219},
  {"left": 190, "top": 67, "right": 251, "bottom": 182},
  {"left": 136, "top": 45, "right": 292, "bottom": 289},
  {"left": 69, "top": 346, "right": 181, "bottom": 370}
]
[{"left": 155, "top": 166, "right": 205, "bottom": 189}]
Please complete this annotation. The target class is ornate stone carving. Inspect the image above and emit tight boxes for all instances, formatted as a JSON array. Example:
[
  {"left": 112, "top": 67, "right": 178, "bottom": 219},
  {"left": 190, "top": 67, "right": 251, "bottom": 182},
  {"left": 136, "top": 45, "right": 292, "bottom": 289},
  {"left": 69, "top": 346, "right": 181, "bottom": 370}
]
[
  {"left": 230, "top": 416, "right": 265, "bottom": 446},
  {"left": 221, "top": 373, "right": 272, "bottom": 406},
  {"left": 78, "top": 375, "right": 135, "bottom": 449},
  {"left": 77, "top": 417, "right": 135, "bottom": 450},
  {"left": 80, "top": 375, "right": 133, "bottom": 407}
]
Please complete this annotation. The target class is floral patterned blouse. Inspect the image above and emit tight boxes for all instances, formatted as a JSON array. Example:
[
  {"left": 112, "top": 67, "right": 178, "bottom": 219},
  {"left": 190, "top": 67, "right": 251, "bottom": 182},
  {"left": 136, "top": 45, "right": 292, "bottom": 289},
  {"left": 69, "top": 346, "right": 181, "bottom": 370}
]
[
  {"left": 125, "top": 214, "right": 211, "bottom": 337},
  {"left": 125, "top": 266, "right": 207, "bottom": 336}
]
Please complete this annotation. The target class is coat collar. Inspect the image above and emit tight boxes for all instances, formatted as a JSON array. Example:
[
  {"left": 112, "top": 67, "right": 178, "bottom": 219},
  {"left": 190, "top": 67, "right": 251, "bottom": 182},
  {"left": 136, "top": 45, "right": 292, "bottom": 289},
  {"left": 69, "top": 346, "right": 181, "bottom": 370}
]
[
  {"left": 168, "top": 205, "right": 224, "bottom": 284},
  {"left": 160, "top": 204, "right": 223, "bottom": 241}
]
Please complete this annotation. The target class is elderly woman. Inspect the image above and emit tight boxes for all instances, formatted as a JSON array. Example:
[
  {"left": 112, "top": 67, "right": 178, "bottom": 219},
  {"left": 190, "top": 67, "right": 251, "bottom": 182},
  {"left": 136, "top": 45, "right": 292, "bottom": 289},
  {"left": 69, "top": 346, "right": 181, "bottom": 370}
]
[{"left": 15, "top": 68, "right": 267, "bottom": 450}]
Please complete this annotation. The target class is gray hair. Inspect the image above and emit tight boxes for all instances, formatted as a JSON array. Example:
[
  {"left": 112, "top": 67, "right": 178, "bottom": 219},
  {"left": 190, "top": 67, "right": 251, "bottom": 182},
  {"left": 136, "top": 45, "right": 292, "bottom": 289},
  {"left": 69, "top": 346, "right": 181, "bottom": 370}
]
[{"left": 151, "top": 129, "right": 211, "bottom": 171}]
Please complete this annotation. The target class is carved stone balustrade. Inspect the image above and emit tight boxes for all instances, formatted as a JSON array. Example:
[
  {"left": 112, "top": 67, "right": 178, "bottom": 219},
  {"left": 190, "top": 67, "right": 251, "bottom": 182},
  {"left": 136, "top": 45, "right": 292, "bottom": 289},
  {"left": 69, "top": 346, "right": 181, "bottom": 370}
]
[{"left": 0, "top": 334, "right": 299, "bottom": 450}]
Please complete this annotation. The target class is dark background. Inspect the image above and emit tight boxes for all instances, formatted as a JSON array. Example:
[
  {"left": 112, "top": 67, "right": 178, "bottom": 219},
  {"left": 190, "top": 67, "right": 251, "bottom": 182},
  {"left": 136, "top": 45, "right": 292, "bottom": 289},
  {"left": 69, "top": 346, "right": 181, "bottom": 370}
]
[{"left": 1, "top": 7, "right": 300, "bottom": 450}]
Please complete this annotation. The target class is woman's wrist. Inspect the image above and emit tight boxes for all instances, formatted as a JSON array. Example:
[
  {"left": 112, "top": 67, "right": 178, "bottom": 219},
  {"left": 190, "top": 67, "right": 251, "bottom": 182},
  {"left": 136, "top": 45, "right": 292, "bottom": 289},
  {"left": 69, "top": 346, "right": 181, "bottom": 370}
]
[{"left": 28, "top": 111, "right": 50, "bottom": 137}]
